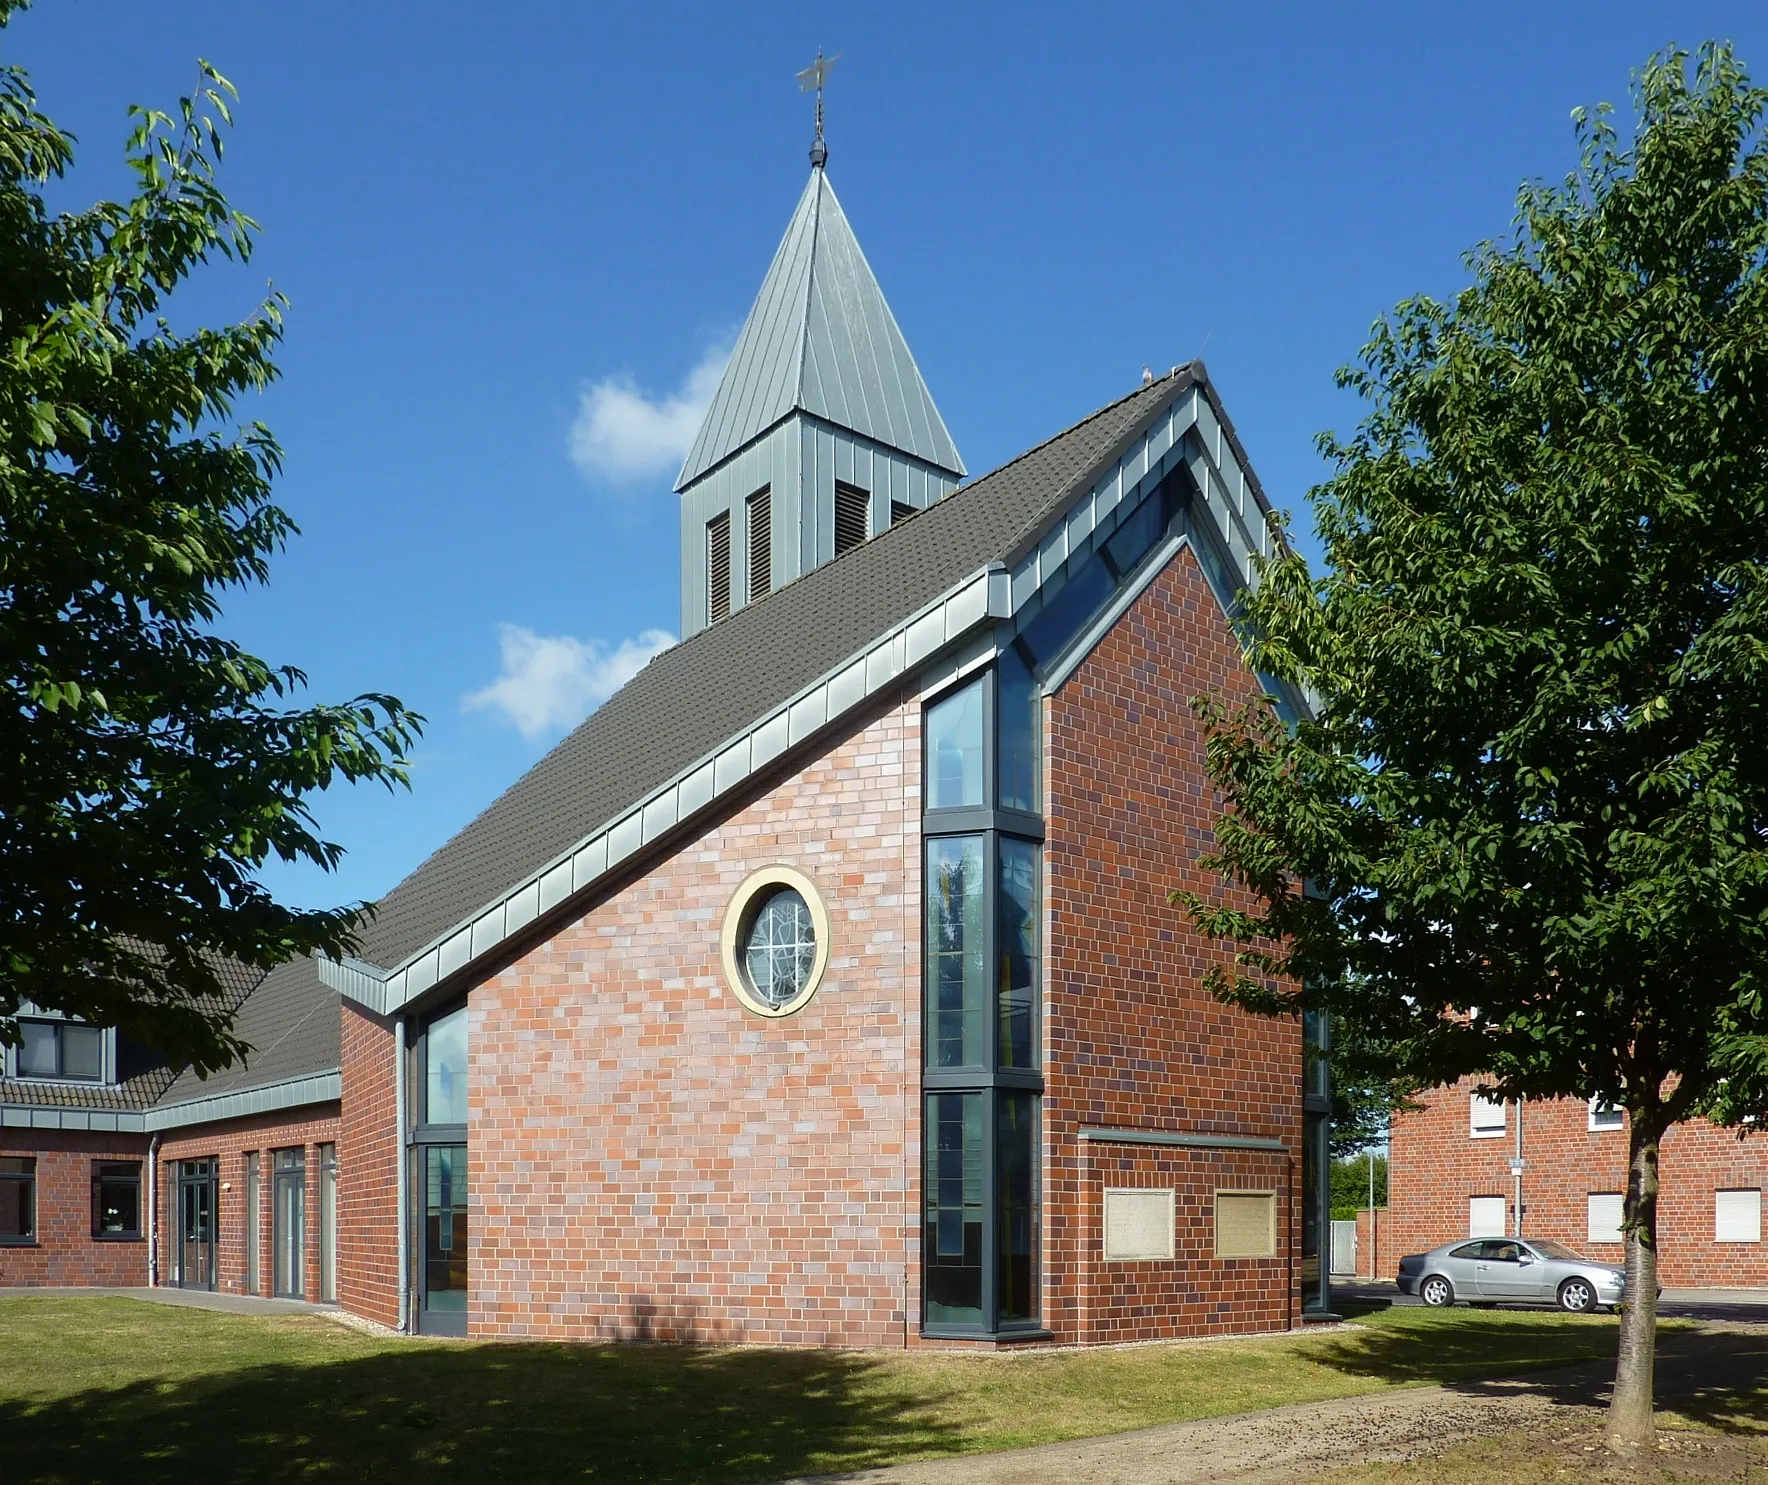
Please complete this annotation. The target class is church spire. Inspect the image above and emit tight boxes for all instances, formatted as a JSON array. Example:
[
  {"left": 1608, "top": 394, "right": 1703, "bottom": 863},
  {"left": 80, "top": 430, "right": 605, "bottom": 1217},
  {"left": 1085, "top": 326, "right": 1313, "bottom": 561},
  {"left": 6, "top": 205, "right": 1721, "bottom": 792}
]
[{"left": 672, "top": 62, "right": 964, "bottom": 638}]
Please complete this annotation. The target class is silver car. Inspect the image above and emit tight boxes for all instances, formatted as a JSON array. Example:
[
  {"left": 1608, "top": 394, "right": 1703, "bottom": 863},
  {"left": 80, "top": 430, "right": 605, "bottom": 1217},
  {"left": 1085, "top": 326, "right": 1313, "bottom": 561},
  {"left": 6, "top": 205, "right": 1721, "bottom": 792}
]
[{"left": 1395, "top": 1237, "right": 1626, "bottom": 1313}]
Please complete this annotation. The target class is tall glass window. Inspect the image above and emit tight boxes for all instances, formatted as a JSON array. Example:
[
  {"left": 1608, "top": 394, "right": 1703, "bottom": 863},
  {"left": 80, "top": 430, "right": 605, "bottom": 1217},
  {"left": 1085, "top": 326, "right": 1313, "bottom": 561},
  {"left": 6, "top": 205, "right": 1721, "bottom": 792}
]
[
  {"left": 924, "top": 1092, "right": 985, "bottom": 1326},
  {"left": 927, "top": 836, "right": 986, "bottom": 1068},
  {"left": 996, "top": 1092, "right": 1040, "bottom": 1324},
  {"left": 997, "top": 646, "right": 1040, "bottom": 813},
  {"left": 997, "top": 838, "right": 1040, "bottom": 1070},
  {"left": 244, "top": 1152, "right": 261, "bottom": 1294},
  {"left": 926, "top": 679, "right": 984, "bottom": 808},
  {"left": 273, "top": 1148, "right": 305, "bottom": 1300},
  {"left": 425, "top": 1006, "right": 468, "bottom": 1125},
  {"left": 922, "top": 660, "right": 1044, "bottom": 1336},
  {"left": 318, "top": 1144, "right": 338, "bottom": 1304}
]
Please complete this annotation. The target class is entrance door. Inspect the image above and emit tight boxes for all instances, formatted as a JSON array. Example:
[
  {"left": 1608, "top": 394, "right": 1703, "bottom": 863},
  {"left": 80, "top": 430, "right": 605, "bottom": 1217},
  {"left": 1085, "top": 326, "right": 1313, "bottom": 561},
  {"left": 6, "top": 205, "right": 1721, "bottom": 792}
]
[
  {"left": 174, "top": 1160, "right": 217, "bottom": 1290},
  {"left": 419, "top": 1144, "right": 467, "bottom": 1335},
  {"left": 273, "top": 1148, "right": 307, "bottom": 1299}
]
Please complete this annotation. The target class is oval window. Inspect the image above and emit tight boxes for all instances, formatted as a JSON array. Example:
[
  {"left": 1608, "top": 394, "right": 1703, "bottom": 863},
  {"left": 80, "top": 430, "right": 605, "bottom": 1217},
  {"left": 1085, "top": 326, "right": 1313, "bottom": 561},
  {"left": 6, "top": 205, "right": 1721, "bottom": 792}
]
[{"left": 720, "top": 866, "right": 830, "bottom": 1017}]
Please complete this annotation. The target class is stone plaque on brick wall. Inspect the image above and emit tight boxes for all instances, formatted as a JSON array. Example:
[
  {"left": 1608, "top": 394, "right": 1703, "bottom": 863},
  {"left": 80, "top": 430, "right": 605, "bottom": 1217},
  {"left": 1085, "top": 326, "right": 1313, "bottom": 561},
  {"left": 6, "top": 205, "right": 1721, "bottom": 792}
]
[
  {"left": 1215, "top": 1190, "right": 1276, "bottom": 1259},
  {"left": 1102, "top": 1187, "right": 1173, "bottom": 1260}
]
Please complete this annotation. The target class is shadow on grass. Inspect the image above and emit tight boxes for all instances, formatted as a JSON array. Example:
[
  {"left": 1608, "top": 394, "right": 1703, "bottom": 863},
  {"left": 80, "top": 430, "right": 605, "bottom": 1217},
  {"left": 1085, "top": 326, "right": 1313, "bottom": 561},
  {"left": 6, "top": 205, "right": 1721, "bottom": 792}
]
[
  {"left": 1311, "top": 1314, "right": 1768, "bottom": 1440},
  {"left": 5, "top": 1338, "right": 964, "bottom": 1485}
]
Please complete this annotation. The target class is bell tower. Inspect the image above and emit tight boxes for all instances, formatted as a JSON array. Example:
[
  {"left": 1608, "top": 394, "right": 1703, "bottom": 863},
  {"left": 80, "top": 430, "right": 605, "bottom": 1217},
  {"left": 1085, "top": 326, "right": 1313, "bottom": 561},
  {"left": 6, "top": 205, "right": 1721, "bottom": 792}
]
[{"left": 674, "top": 65, "right": 965, "bottom": 636}]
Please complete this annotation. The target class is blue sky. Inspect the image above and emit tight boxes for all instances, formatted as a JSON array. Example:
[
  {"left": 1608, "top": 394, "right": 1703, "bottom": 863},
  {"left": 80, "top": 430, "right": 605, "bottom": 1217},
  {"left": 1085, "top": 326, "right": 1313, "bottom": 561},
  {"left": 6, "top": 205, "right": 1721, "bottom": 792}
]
[{"left": 10, "top": 1, "right": 1767, "bottom": 913}]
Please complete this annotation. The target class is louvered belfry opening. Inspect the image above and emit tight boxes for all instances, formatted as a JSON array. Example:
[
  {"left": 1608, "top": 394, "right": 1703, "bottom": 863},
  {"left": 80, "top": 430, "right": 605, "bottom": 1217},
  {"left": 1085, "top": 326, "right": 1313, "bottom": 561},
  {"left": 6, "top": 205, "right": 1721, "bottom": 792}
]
[
  {"left": 747, "top": 487, "right": 772, "bottom": 601},
  {"left": 891, "top": 499, "right": 916, "bottom": 527},
  {"left": 707, "top": 510, "right": 732, "bottom": 623},
  {"left": 835, "top": 481, "right": 871, "bottom": 556}
]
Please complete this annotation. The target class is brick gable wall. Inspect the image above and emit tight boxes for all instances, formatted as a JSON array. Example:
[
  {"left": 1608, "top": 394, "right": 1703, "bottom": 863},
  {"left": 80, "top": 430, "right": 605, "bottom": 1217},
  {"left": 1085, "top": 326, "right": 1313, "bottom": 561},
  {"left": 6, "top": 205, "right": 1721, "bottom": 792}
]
[
  {"left": 469, "top": 690, "right": 920, "bottom": 1345},
  {"left": 1044, "top": 546, "right": 1303, "bottom": 1342},
  {"left": 1390, "top": 1079, "right": 1768, "bottom": 1287}
]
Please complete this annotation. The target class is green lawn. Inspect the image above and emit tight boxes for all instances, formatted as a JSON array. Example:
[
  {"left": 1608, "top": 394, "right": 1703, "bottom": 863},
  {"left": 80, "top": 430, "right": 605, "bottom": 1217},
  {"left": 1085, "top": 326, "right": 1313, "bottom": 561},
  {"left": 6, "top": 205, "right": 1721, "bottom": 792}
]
[{"left": 0, "top": 1295, "right": 1631, "bottom": 1483}]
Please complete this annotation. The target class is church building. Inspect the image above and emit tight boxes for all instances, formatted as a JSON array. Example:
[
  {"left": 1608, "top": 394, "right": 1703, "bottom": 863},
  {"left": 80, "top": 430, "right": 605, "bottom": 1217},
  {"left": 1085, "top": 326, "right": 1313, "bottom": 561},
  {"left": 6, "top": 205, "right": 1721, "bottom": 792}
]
[{"left": 3, "top": 130, "right": 1329, "bottom": 1345}]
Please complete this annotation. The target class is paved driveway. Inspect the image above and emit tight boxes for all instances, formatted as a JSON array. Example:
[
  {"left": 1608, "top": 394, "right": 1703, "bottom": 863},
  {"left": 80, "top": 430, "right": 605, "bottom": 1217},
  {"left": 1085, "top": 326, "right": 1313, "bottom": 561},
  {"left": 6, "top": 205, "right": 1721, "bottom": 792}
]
[{"left": 1332, "top": 1278, "right": 1768, "bottom": 1324}]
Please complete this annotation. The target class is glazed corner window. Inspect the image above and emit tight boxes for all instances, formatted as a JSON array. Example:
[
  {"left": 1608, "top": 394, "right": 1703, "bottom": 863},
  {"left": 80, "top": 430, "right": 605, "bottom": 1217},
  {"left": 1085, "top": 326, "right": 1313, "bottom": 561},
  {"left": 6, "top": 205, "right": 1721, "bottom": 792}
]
[
  {"left": 921, "top": 657, "right": 1045, "bottom": 1336},
  {"left": 92, "top": 1162, "right": 141, "bottom": 1239},
  {"left": 17, "top": 1018, "right": 104, "bottom": 1082},
  {"left": 0, "top": 1157, "right": 35, "bottom": 1243},
  {"left": 424, "top": 1006, "right": 469, "bottom": 1125}
]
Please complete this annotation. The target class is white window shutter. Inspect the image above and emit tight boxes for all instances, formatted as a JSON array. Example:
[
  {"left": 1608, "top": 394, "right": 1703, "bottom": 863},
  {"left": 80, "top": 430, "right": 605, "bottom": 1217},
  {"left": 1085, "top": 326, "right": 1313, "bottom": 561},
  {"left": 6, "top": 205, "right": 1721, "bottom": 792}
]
[
  {"left": 1715, "top": 1189, "right": 1762, "bottom": 1243},
  {"left": 1587, "top": 1193, "right": 1624, "bottom": 1245},
  {"left": 1469, "top": 1094, "right": 1506, "bottom": 1137},
  {"left": 1468, "top": 1195, "right": 1507, "bottom": 1237}
]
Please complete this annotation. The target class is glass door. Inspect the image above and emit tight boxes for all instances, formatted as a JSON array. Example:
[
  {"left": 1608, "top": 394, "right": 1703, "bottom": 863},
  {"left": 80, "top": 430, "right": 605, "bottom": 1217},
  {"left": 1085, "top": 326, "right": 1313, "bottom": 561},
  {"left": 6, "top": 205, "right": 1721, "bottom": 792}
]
[
  {"left": 273, "top": 1148, "right": 306, "bottom": 1299},
  {"left": 174, "top": 1160, "right": 217, "bottom": 1290},
  {"left": 420, "top": 1144, "right": 468, "bottom": 1334}
]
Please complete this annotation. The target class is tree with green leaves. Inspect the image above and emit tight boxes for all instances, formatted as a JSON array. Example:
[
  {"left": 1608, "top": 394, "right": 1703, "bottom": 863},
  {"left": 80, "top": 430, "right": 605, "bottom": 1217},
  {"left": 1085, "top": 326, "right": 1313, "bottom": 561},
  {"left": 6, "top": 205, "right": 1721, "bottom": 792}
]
[
  {"left": 1179, "top": 45, "right": 1768, "bottom": 1450},
  {"left": 0, "top": 6, "right": 420, "bottom": 1075}
]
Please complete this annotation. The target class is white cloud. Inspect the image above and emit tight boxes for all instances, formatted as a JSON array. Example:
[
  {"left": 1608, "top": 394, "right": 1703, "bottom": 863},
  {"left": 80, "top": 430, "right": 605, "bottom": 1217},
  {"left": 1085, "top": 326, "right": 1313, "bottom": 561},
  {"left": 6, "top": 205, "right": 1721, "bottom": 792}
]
[
  {"left": 567, "top": 345, "right": 728, "bottom": 483},
  {"left": 463, "top": 624, "right": 676, "bottom": 741}
]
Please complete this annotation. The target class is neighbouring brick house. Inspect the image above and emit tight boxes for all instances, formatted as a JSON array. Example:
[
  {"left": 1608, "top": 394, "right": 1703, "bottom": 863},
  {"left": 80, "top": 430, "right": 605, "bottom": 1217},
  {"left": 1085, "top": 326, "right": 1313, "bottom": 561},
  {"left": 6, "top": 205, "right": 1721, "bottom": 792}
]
[
  {"left": 4, "top": 145, "right": 1331, "bottom": 1343},
  {"left": 0, "top": 959, "right": 343, "bottom": 1301},
  {"left": 1388, "top": 1079, "right": 1768, "bottom": 1288}
]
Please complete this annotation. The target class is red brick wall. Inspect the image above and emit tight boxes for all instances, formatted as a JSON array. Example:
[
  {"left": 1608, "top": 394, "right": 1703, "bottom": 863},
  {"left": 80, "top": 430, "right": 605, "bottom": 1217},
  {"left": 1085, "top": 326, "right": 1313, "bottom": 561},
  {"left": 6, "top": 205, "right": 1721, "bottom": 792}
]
[
  {"left": 157, "top": 1105, "right": 340, "bottom": 1301},
  {"left": 339, "top": 1004, "right": 400, "bottom": 1327},
  {"left": 1355, "top": 1207, "right": 1389, "bottom": 1282},
  {"left": 0, "top": 1129, "right": 151, "bottom": 1285},
  {"left": 470, "top": 689, "right": 920, "bottom": 1346},
  {"left": 1389, "top": 1079, "right": 1768, "bottom": 1287},
  {"left": 1044, "top": 547, "right": 1304, "bottom": 1342}
]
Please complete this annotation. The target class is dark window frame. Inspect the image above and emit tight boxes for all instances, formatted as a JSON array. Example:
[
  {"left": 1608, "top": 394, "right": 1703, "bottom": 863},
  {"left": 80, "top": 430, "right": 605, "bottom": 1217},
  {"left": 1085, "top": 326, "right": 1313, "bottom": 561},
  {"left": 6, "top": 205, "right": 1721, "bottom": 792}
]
[
  {"left": 920, "top": 662, "right": 1047, "bottom": 1339},
  {"left": 0, "top": 1157, "right": 36, "bottom": 1246},
  {"left": 91, "top": 1160, "right": 142, "bottom": 1241},
  {"left": 13, "top": 1017, "right": 107, "bottom": 1084}
]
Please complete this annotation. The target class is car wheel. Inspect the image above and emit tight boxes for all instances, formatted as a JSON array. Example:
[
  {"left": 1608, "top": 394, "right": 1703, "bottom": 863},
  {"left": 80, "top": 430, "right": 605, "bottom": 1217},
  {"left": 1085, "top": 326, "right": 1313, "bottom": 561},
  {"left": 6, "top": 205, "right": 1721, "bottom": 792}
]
[
  {"left": 1420, "top": 1274, "right": 1455, "bottom": 1307},
  {"left": 1558, "top": 1277, "right": 1597, "bottom": 1313}
]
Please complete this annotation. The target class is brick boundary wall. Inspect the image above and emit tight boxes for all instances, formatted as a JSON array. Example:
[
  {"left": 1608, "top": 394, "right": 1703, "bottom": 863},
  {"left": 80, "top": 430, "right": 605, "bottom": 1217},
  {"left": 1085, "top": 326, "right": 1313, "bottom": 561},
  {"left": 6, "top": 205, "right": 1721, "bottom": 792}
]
[
  {"left": 1042, "top": 548, "right": 1305, "bottom": 1342},
  {"left": 1390, "top": 1079, "right": 1768, "bottom": 1287},
  {"left": 0, "top": 1128, "right": 152, "bottom": 1285},
  {"left": 157, "top": 1104, "right": 341, "bottom": 1301}
]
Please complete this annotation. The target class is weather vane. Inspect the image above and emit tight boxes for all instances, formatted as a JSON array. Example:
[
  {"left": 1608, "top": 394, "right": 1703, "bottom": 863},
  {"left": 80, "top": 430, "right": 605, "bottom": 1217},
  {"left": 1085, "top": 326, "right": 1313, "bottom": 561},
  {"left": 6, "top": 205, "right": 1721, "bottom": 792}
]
[{"left": 797, "top": 49, "right": 841, "bottom": 168}]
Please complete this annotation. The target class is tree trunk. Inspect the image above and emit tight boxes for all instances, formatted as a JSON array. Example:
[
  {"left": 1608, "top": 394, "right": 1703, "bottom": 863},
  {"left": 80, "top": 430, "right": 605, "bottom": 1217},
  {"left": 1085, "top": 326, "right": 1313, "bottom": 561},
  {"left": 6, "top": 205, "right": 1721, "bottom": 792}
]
[{"left": 1607, "top": 1115, "right": 1662, "bottom": 1451}]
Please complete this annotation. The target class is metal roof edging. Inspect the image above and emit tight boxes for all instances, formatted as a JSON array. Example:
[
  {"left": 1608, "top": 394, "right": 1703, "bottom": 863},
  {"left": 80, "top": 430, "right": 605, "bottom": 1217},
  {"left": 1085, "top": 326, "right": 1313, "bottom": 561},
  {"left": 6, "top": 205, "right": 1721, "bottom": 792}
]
[
  {"left": 320, "top": 561, "right": 1011, "bottom": 1016},
  {"left": 0, "top": 1071, "right": 341, "bottom": 1135},
  {"left": 144, "top": 1071, "right": 342, "bottom": 1131}
]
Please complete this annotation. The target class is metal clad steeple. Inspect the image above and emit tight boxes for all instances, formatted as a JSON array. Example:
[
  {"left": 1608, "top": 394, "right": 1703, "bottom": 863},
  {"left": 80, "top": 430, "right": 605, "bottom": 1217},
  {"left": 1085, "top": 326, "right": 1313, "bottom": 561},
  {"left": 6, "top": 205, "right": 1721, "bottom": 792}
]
[{"left": 675, "top": 170, "right": 965, "bottom": 490}]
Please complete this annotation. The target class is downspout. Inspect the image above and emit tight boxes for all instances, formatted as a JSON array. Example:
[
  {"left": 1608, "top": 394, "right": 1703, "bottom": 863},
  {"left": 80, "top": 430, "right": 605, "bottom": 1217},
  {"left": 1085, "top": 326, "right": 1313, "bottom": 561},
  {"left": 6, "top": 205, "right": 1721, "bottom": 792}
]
[
  {"left": 394, "top": 1013, "right": 409, "bottom": 1333},
  {"left": 146, "top": 1132, "right": 161, "bottom": 1286},
  {"left": 1513, "top": 1099, "right": 1525, "bottom": 1239}
]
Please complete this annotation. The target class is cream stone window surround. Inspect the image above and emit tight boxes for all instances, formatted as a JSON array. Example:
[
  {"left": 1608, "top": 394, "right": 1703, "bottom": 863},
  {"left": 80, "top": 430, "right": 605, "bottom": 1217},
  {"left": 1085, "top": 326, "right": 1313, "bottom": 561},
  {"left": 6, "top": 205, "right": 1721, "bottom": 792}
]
[{"left": 720, "top": 864, "right": 832, "bottom": 1018}]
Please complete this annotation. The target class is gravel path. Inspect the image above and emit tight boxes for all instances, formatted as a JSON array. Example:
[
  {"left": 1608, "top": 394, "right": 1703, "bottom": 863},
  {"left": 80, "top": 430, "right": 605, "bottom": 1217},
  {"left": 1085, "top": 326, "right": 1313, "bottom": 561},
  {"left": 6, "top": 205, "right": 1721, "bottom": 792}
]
[{"left": 781, "top": 1325, "right": 1768, "bottom": 1485}]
